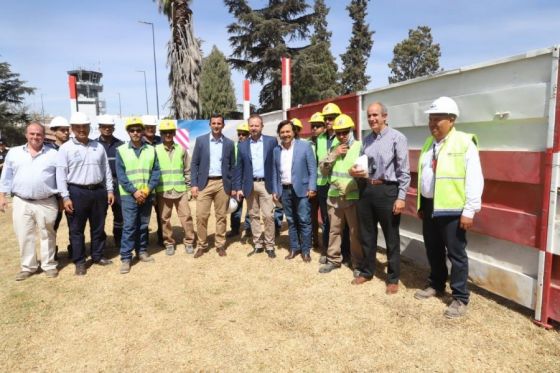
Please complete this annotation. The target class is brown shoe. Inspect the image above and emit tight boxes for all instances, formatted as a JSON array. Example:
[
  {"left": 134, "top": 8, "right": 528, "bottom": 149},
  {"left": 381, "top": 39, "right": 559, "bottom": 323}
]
[
  {"left": 386, "top": 283, "right": 399, "bottom": 295},
  {"left": 285, "top": 251, "right": 300, "bottom": 260},
  {"left": 302, "top": 253, "right": 311, "bottom": 263},
  {"left": 194, "top": 248, "right": 206, "bottom": 258},
  {"left": 351, "top": 276, "right": 370, "bottom": 285},
  {"left": 217, "top": 248, "right": 227, "bottom": 257}
]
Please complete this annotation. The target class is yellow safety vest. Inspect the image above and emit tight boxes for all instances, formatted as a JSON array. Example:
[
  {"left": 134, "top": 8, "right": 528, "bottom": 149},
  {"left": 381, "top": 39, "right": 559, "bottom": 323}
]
[
  {"left": 118, "top": 144, "right": 155, "bottom": 196},
  {"left": 327, "top": 140, "right": 361, "bottom": 201},
  {"left": 316, "top": 133, "right": 339, "bottom": 186},
  {"left": 155, "top": 143, "right": 187, "bottom": 193}
]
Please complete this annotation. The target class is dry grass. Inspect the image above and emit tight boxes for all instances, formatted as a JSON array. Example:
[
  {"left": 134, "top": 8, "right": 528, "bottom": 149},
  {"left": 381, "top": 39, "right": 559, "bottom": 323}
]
[{"left": 0, "top": 198, "right": 559, "bottom": 372}]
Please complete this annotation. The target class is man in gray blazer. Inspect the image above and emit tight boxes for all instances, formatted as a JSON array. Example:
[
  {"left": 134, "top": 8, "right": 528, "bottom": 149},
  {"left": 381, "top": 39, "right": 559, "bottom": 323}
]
[
  {"left": 272, "top": 120, "right": 317, "bottom": 262},
  {"left": 191, "top": 114, "right": 236, "bottom": 257}
]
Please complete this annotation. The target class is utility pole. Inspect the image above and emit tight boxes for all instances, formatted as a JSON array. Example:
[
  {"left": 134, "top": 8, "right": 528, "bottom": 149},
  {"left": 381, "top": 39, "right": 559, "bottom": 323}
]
[
  {"left": 136, "top": 70, "right": 149, "bottom": 114},
  {"left": 117, "top": 92, "right": 122, "bottom": 118},
  {"left": 139, "top": 20, "right": 160, "bottom": 119}
]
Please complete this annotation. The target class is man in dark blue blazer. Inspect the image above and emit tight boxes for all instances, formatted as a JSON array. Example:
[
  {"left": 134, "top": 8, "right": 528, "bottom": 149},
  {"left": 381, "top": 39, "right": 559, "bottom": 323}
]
[
  {"left": 191, "top": 114, "right": 235, "bottom": 258},
  {"left": 272, "top": 120, "right": 317, "bottom": 262},
  {"left": 234, "top": 114, "right": 278, "bottom": 258}
]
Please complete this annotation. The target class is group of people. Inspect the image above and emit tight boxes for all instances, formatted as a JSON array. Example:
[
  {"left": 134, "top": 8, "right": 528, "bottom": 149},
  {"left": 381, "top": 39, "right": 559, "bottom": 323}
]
[{"left": 0, "top": 96, "right": 483, "bottom": 319}]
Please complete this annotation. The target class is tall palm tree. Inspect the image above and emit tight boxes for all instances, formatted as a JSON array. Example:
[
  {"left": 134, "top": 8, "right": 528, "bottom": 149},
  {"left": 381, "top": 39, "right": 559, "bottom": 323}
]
[{"left": 155, "top": 0, "right": 202, "bottom": 119}]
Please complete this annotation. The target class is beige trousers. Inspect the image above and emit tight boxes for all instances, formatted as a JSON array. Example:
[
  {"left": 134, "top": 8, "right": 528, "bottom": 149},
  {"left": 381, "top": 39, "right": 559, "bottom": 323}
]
[
  {"left": 12, "top": 196, "right": 58, "bottom": 272},
  {"left": 246, "top": 181, "right": 275, "bottom": 249},
  {"left": 326, "top": 203, "right": 363, "bottom": 266},
  {"left": 196, "top": 179, "right": 229, "bottom": 249},
  {"left": 156, "top": 193, "right": 195, "bottom": 246}
]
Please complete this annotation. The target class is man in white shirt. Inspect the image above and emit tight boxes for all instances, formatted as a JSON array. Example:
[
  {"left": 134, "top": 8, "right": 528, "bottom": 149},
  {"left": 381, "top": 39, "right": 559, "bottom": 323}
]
[{"left": 414, "top": 97, "right": 484, "bottom": 319}]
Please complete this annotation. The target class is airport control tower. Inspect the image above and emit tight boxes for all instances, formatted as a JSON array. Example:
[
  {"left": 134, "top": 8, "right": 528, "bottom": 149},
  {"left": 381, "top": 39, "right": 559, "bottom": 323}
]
[{"left": 67, "top": 69, "right": 106, "bottom": 119}]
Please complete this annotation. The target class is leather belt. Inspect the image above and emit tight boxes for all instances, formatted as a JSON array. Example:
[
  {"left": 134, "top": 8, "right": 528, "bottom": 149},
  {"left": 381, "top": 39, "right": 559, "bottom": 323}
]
[
  {"left": 68, "top": 183, "right": 103, "bottom": 190},
  {"left": 253, "top": 177, "right": 265, "bottom": 182},
  {"left": 15, "top": 194, "right": 55, "bottom": 201},
  {"left": 367, "top": 179, "right": 398, "bottom": 186},
  {"left": 208, "top": 176, "right": 222, "bottom": 180}
]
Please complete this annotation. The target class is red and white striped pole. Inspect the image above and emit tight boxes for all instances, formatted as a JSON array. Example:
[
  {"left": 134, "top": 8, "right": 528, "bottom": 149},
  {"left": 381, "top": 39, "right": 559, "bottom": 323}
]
[
  {"left": 243, "top": 79, "right": 250, "bottom": 120},
  {"left": 68, "top": 75, "right": 78, "bottom": 113},
  {"left": 281, "top": 56, "right": 291, "bottom": 120}
]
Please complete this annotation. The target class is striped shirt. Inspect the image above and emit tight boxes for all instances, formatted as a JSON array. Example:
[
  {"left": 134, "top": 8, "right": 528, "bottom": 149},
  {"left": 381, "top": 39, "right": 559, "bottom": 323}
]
[{"left": 361, "top": 126, "right": 411, "bottom": 200}]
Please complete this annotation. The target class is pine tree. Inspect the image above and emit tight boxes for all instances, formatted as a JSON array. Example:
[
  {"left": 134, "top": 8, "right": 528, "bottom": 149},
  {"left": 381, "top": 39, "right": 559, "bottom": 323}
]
[
  {"left": 340, "top": 0, "right": 374, "bottom": 94},
  {"left": 225, "top": 0, "right": 313, "bottom": 112},
  {"left": 199, "top": 46, "right": 238, "bottom": 118},
  {"left": 388, "top": 26, "right": 441, "bottom": 84},
  {"left": 292, "top": 0, "right": 340, "bottom": 105},
  {"left": 0, "top": 61, "right": 35, "bottom": 144}
]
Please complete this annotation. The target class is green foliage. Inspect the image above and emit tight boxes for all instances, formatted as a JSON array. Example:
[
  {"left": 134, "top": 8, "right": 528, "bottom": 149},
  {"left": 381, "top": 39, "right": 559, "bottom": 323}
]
[
  {"left": 388, "top": 26, "right": 441, "bottom": 84},
  {"left": 0, "top": 61, "right": 35, "bottom": 145},
  {"left": 292, "top": 0, "right": 341, "bottom": 105},
  {"left": 199, "top": 46, "right": 238, "bottom": 118},
  {"left": 340, "top": 0, "right": 374, "bottom": 94},
  {"left": 225, "top": 0, "right": 313, "bottom": 112}
]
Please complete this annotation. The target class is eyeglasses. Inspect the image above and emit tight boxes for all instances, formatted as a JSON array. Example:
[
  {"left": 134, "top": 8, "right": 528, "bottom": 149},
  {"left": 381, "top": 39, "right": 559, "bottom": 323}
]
[
  {"left": 128, "top": 128, "right": 143, "bottom": 133},
  {"left": 335, "top": 130, "right": 350, "bottom": 136},
  {"left": 161, "top": 131, "right": 175, "bottom": 136},
  {"left": 311, "top": 124, "right": 324, "bottom": 129},
  {"left": 237, "top": 132, "right": 249, "bottom": 137}
]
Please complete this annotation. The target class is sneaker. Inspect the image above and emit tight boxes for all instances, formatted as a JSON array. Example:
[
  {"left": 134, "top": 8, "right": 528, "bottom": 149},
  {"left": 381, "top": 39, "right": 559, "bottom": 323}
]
[
  {"left": 15, "top": 271, "right": 33, "bottom": 281},
  {"left": 165, "top": 244, "right": 175, "bottom": 256},
  {"left": 45, "top": 269, "right": 58, "bottom": 278},
  {"left": 319, "top": 262, "right": 340, "bottom": 274},
  {"left": 138, "top": 252, "right": 155, "bottom": 262},
  {"left": 185, "top": 244, "right": 194, "bottom": 255},
  {"left": 318, "top": 255, "right": 327, "bottom": 264},
  {"left": 414, "top": 286, "right": 444, "bottom": 300},
  {"left": 444, "top": 299, "right": 468, "bottom": 319},
  {"left": 120, "top": 261, "right": 131, "bottom": 274}
]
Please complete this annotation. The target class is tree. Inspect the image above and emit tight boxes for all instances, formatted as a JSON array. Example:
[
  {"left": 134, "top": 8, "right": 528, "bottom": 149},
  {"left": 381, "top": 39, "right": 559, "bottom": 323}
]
[
  {"left": 225, "top": 0, "right": 314, "bottom": 112},
  {"left": 155, "top": 0, "right": 203, "bottom": 119},
  {"left": 340, "top": 0, "right": 374, "bottom": 94},
  {"left": 292, "top": 0, "right": 341, "bottom": 105},
  {"left": 388, "top": 26, "right": 441, "bottom": 84},
  {"left": 0, "top": 61, "right": 35, "bottom": 145},
  {"left": 199, "top": 46, "right": 238, "bottom": 118}
]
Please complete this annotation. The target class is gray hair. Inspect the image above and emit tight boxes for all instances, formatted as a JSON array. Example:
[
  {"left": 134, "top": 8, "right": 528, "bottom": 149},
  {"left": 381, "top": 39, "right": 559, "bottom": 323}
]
[{"left": 26, "top": 121, "right": 45, "bottom": 135}]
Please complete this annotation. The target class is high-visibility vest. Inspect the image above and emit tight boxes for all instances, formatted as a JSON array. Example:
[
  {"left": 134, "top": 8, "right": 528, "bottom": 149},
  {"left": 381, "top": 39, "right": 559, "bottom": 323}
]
[
  {"left": 117, "top": 144, "right": 156, "bottom": 196},
  {"left": 417, "top": 128, "right": 478, "bottom": 216},
  {"left": 316, "top": 133, "right": 339, "bottom": 186},
  {"left": 155, "top": 143, "right": 187, "bottom": 193},
  {"left": 327, "top": 140, "right": 361, "bottom": 200}
]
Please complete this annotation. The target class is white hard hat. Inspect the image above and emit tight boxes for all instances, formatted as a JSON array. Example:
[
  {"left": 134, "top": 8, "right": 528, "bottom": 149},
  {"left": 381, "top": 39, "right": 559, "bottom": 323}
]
[
  {"left": 425, "top": 96, "right": 460, "bottom": 118},
  {"left": 49, "top": 116, "right": 70, "bottom": 128},
  {"left": 226, "top": 197, "right": 239, "bottom": 214},
  {"left": 70, "top": 112, "right": 91, "bottom": 125},
  {"left": 141, "top": 115, "right": 158, "bottom": 126},
  {"left": 97, "top": 114, "right": 115, "bottom": 125}
]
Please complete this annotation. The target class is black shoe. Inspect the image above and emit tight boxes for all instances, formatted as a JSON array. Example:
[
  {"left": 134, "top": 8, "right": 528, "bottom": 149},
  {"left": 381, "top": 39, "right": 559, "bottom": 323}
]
[
  {"left": 247, "top": 247, "right": 264, "bottom": 257},
  {"left": 226, "top": 230, "right": 239, "bottom": 238},
  {"left": 266, "top": 249, "right": 276, "bottom": 259},
  {"left": 93, "top": 258, "right": 113, "bottom": 266},
  {"left": 75, "top": 263, "right": 86, "bottom": 276},
  {"left": 244, "top": 230, "right": 252, "bottom": 237}
]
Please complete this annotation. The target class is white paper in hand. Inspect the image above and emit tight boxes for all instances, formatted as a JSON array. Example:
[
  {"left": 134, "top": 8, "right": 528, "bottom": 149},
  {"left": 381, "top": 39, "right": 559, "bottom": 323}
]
[{"left": 354, "top": 154, "right": 368, "bottom": 171}]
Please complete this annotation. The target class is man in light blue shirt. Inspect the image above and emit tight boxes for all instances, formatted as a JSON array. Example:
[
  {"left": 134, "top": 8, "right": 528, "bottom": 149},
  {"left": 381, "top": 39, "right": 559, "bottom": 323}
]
[{"left": 0, "top": 122, "right": 60, "bottom": 280}]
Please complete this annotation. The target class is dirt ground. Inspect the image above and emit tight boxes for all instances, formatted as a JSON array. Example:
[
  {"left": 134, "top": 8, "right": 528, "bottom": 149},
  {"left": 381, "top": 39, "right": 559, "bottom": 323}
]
[{"left": 0, "top": 198, "right": 559, "bottom": 372}]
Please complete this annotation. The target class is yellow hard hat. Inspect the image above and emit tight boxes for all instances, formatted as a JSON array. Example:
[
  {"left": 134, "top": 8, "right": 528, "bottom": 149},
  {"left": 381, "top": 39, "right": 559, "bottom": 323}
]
[
  {"left": 159, "top": 119, "right": 177, "bottom": 131},
  {"left": 236, "top": 122, "right": 249, "bottom": 132},
  {"left": 309, "top": 112, "right": 325, "bottom": 124},
  {"left": 125, "top": 116, "right": 144, "bottom": 129},
  {"left": 322, "top": 103, "right": 342, "bottom": 117},
  {"left": 291, "top": 118, "right": 303, "bottom": 129},
  {"left": 332, "top": 114, "right": 355, "bottom": 131}
]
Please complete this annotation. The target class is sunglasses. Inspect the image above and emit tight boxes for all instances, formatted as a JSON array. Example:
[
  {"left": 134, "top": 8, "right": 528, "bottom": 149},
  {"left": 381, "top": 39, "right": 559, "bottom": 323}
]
[
  {"left": 128, "top": 128, "right": 143, "bottom": 133},
  {"left": 237, "top": 132, "right": 249, "bottom": 136},
  {"left": 311, "top": 124, "right": 324, "bottom": 129},
  {"left": 336, "top": 130, "right": 350, "bottom": 136},
  {"left": 161, "top": 131, "right": 175, "bottom": 135}
]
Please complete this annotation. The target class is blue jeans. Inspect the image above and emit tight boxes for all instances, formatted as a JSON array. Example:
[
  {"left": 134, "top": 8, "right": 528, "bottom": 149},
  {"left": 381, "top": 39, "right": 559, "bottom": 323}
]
[
  {"left": 281, "top": 186, "right": 312, "bottom": 254},
  {"left": 120, "top": 194, "right": 153, "bottom": 261}
]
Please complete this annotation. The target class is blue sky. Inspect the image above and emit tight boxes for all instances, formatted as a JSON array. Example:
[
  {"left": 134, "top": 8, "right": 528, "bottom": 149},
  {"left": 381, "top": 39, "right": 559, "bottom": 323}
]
[{"left": 1, "top": 0, "right": 559, "bottom": 119}]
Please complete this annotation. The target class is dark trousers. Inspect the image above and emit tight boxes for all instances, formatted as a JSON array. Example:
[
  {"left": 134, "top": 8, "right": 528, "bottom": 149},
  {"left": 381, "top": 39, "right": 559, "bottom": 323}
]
[
  {"left": 109, "top": 186, "right": 123, "bottom": 247},
  {"left": 318, "top": 184, "right": 350, "bottom": 260},
  {"left": 421, "top": 197, "right": 470, "bottom": 304},
  {"left": 310, "top": 194, "right": 319, "bottom": 247},
  {"left": 282, "top": 186, "right": 312, "bottom": 254},
  {"left": 153, "top": 201, "right": 163, "bottom": 244},
  {"left": 230, "top": 198, "right": 250, "bottom": 233},
  {"left": 357, "top": 183, "right": 401, "bottom": 283},
  {"left": 67, "top": 185, "right": 108, "bottom": 264},
  {"left": 121, "top": 194, "right": 153, "bottom": 261}
]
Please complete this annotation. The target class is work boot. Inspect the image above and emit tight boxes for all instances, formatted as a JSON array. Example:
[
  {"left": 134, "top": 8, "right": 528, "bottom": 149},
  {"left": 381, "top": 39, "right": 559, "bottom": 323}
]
[
  {"left": 120, "top": 261, "right": 131, "bottom": 274},
  {"left": 75, "top": 263, "right": 86, "bottom": 276},
  {"left": 165, "top": 244, "right": 175, "bottom": 256},
  {"left": 444, "top": 299, "right": 468, "bottom": 319},
  {"left": 414, "top": 286, "right": 444, "bottom": 300},
  {"left": 185, "top": 244, "right": 194, "bottom": 255},
  {"left": 319, "top": 262, "right": 340, "bottom": 274},
  {"left": 15, "top": 271, "right": 33, "bottom": 281},
  {"left": 138, "top": 252, "right": 155, "bottom": 262},
  {"left": 45, "top": 269, "right": 58, "bottom": 278},
  {"left": 318, "top": 255, "right": 327, "bottom": 264}
]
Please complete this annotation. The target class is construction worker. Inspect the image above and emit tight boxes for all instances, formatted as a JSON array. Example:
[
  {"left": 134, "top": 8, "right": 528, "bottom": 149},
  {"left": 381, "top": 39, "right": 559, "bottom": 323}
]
[
  {"left": 154, "top": 119, "right": 195, "bottom": 256},
  {"left": 116, "top": 116, "right": 161, "bottom": 274},
  {"left": 291, "top": 118, "right": 303, "bottom": 139},
  {"left": 308, "top": 112, "right": 325, "bottom": 250},
  {"left": 56, "top": 112, "right": 114, "bottom": 276},
  {"left": 414, "top": 97, "right": 484, "bottom": 319},
  {"left": 97, "top": 114, "right": 124, "bottom": 248},
  {"left": 228, "top": 121, "right": 251, "bottom": 238},
  {"left": 318, "top": 114, "right": 363, "bottom": 274},
  {"left": 141, "top": 114, "right": 164, "bottom": 246}
]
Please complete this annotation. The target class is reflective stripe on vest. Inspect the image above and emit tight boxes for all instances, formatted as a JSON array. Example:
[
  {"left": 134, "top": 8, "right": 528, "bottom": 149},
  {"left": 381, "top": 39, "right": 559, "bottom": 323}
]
[
  {"left": 417, "top": 128, "right": 478, "bottom": 216},
  {"left": 316, "top": 133, "right": 339, "bottom": 186},
  {"left": 155, "top": 143, "right": 187, "bottom": 193},
  {"left": 118, "top": 144, "right": 156, "bottom": 196},
  {"left": 328, "top": 140, "right": 361, "bottom": 200}
]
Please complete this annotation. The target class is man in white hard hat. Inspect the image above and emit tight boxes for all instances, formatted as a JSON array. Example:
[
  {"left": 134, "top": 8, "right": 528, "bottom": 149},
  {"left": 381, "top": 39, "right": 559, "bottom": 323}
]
[
  {"left": 0, "top": 122, "right": 59, "bottom": 280},
  {"left": 97, "top": 114, "right": 124, "bottom": 249},
  {"left": 56, "top": 112, "right": 115, "bottom": 276},
  {"left": 414, "top": 96, "right": 484, "bottom": 319}
]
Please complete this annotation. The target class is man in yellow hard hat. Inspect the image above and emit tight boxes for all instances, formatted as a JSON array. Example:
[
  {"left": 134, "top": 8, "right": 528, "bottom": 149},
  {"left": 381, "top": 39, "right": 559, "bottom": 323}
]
[
  {"left": 228, "top": 122, "right": 251, "bottom": 238},
  {"left": 116, "top": 117, "right": 161, "bottom": 274},
  {"left": 318, "top": 114, "right": 363, "bottom": 275},
  {"left": 154, "top": 119, "right": 195, "bottom": 256}
]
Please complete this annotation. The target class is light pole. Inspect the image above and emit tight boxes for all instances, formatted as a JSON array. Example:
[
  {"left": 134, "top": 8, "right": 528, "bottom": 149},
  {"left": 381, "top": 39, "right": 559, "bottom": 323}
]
[
  {"left": 139, "top": 20, "right": 160, "bottom": 119},
  {"left": 40, "top": 93, "right": 45, "bottom": 123},
  {"left": 117, "top": 92, "right": 122, "bottom": 118},
  {"left": 136, "top": 70, "right": 149, "bottom": 114}
]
